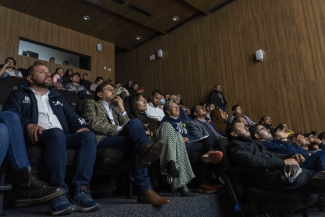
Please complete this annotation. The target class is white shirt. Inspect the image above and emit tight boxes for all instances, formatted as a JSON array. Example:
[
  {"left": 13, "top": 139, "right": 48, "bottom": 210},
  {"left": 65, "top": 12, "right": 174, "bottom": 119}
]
[
  {"left": 6, "top": 69, "right": 22, "bottom": 77},
  {"left": 30, "top": 88, "right": 63, "bottom": 130},
  {"left": 145, "top": 102, "right": 165, "bottom": 121},
  {"left": 101, "top": 101, "right": 126, "bottom": 133}
]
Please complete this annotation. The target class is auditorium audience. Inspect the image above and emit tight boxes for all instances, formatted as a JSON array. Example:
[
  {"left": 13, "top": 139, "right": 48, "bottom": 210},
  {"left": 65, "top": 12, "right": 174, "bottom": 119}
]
[
  {"left": 80, "top": 82, "right": 169, "bottom": 205},
  {"left": 128, "top": 94, "right": 200, "bottom": 195},
  {"left": 89, "top": 76, "right": 103, "bottom": 91},
  {"left": 169, "top": 94, "right": 192, "bottom": 123},
  {"left": 62, "top": 68, "right": 73, "bottom": 86},
  {"left": 161, "top": 101, "right": 223, "bottom": 194},
  {"left": 51, "top": 72, "right": 66, "bottom": 90},
  {"left": 54, "top": 67, "right": 64, "bottom": 77},
  {"left": 145, "top": 90, "right": 165, "bottom": 121},
  {"left": 251, "top": 123, "right": 325, "bottom": 173},
  {"left": 226, "top": 120, "right": 325, "bottom": 193},
  {"left": 3, "top": 62, "right": 101, "bottom": 215},
  {"left": 80, "top": 73, "right": 92, "bottom": 90},
  {"left": 229, "top": 104, "right": 255, "bottom": 126},
  {"left": 209, "top": 84, "right": 227, "bottom": 112},
  {"left": 0, "top": 57, "right": 23, "bottom": 79},
  {"left": 65, "top": 72, "right": 91, "bottom": 97}
]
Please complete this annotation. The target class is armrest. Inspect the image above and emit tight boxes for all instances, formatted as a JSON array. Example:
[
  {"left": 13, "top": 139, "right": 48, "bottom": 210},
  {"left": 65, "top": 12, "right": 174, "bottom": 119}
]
[{"left": 224, "top": 167, "right": 269, "bottom": 173}]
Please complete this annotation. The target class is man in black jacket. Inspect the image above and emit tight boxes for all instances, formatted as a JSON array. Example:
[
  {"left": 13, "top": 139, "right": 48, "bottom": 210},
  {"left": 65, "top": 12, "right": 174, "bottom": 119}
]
[
  {"left": 209, "top": 84, "right": 227, "bottom": 112},
  {"left": 3, "top": 62, "right": 100, "bottom": 216},
  {"left": 226, "top": 121, "right": 325, "bottom": 193}
]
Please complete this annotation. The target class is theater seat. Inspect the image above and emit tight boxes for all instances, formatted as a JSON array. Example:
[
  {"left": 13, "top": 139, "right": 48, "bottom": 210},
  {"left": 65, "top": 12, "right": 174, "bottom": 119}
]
[
  {"left": 55, "top": 89, "right": 78, "bottom": 111},
  {"left": 216, "top": 138, "right": 318, "bottom": 217}
]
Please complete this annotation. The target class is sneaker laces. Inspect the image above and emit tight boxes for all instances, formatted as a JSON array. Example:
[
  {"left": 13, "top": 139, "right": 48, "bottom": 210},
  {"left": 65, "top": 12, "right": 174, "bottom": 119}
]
[
  {"left": 78, "top": 186, "right": 92, "bottom": 201},
  {"left": 27, "top": 168, "right": 47, "bottom": 187}
]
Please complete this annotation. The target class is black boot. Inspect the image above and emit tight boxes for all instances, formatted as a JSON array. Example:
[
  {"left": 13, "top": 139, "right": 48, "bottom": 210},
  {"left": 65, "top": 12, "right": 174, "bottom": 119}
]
[
  {"left": 166, "top": 160, "right": 180, "bottom": 178},
  {"left": 14, "top": 167, "right": 65, "bottom": 207},
  {"left": 177, "top": 184, "right": 198, "bottom": 196}
]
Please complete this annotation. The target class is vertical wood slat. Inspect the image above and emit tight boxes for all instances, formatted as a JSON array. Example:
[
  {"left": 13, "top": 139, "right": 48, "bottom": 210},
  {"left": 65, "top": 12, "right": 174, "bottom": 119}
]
[
  {"left": 116, "top": 0, "right": 325, "bottom": 133},
  {"left": 0, "top": 6, "right": 115, "bottom": 83}
]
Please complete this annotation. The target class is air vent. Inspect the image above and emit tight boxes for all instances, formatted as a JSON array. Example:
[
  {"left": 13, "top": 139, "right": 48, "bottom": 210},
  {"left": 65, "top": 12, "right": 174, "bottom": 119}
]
[
  {"left": 129, "top": 5, "right": 152, "bottom": 17},
  {"left": 209, "top": 0, "right": 234, "bottom": 13},
  {"left": 166, "top": 12, "right": 202, "bottom": 33},
  {"left": 112, "top": 0, "right": 125, "bottom": 4}
]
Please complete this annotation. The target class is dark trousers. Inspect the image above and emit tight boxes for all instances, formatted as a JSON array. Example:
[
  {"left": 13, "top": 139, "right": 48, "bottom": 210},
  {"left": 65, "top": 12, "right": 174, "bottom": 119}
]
[
  {"left": 98, "top": 118, "right": 152, "bottom": 192},
  {"left": 38, "top": 128, "right": 97, "bottom": 193},
  {"left": 301, "top": 150, "right": 325, "bottom": 172}
]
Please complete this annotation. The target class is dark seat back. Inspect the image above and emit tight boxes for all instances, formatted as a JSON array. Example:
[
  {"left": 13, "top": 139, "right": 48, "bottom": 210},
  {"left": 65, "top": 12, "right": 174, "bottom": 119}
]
[{"left": 56, "top": 90, "right": 78, "bottom": 111}]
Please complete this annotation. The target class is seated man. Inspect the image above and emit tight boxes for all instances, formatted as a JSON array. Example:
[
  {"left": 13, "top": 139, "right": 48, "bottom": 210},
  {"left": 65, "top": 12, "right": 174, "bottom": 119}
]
[
  {"left": 3, "top": 62, "right": 100, "bottom": 216},
  {"left": 258, "top": 116, "right": 272, "bottom": 129},
  {"left": 0, "top": 57, "right": 23, "bottom": 79},
  {"left": 251, "top": 123, "right": 325, "bottom": 173},
  {"left": 65, "top": 72, "right": 91, "bottom": 97},
  {"left": 128, "top": 82, "right": 143, "bottom": 95},
  {"left": 145, "top": 90, "right": 165, "bottom": 121},
  {"left": 188, "top": 103, "right": 224, "bottom": 163},
  {"left": 114, "top": 82, "right": 129, "bottom": 99},
  {"left": 169, "top": 94, "right": 192, "bottom": 123},
  {"left": 80, "top": 73, "right": 91, "bottom": 90},
  {"left": 304, "top": 131, "right": 322, "bottom": 152},
  {"left": 228, "top": 104, "right": 255, "bottom": 126},
  {"left": 226, "top": 120, "right": 325, "bottom": 192},
  {"left": 318, "top": 132, "right": 325, "bottom": 150},
  {"left": 0, "top": 111, "right": 64, "bottom": 207},
  {"left": 80, "top": 81, "right": 168, "bottom": 206}
]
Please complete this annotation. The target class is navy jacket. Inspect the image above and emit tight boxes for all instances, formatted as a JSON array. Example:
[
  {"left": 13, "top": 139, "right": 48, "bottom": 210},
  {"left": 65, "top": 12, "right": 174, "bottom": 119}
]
[
  {"left": 3, "top": 85, "right": 90, "bottom": 134},
  {"left": 260, "top": 140, "right": 309, "bottom": 159},
  {"left": 160, "top": 115, "right": 194, "bottom": 140}
]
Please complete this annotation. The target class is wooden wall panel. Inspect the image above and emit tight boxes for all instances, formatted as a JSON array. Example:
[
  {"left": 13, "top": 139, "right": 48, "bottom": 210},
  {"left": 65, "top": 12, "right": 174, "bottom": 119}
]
[
  {"left": 0, "top": 6, "right": 114, "bottom": 83},
  {"left": 116, "top": 0, "right": 325, "bottom": 133}
]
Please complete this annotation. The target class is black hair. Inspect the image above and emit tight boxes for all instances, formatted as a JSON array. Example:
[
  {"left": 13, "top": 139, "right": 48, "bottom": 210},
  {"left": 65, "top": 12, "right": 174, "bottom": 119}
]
[
  {"left": 64, "top": 68, "right": 73, "bottom": 78},
  {"left": 83, "top": 73, "right": 88, "bottom": 76},
  {"left": 26, "top": 62, "right": 44, "bottom": 76},
  {"left": 95, "top": 81, "right": 114, "bottom": 101},
  {"left": 95, "top": 76, "right": 103, "bottom": 83},
  {"left": 151, "top": 90, "right": 162, "bottom": 96},
  {"left": 225, "top": 121, "right": 241, "bottom": 140},
  {"left": 5, "top": 57, "right": 16, "bottom": 65}
]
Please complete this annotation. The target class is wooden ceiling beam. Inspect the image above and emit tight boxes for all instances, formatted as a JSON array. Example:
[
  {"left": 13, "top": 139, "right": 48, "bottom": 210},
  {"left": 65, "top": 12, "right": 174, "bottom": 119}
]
[{"left": 176, "top": 0, "right": 208, "bottom": 15}]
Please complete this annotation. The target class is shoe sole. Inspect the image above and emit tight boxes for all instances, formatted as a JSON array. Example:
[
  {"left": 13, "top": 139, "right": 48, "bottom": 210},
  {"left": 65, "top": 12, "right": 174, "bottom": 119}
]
[
  {"left": 71, "top": 204, "right": 101, "bottom": 212},
  {"left": 15, "top": 188, "right": 65, "bottom": 207},
  {"left": 47, "top": 206, "right": 74, "bottom": 216},
  {"left": 201, "top": 151, "right": 223, "bottom": 164},
  {"left": 139, "top": 141, "right": 163, "bottom": 168}
]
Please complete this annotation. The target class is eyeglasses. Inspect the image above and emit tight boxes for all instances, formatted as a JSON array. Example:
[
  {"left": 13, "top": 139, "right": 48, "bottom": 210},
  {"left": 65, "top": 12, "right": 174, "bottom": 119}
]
[
  {"left": 102, "top": 87, "right": 115, "bottom": 93},
  {"left": 256, "top": 127, "right": 270, "bottom": 134}
]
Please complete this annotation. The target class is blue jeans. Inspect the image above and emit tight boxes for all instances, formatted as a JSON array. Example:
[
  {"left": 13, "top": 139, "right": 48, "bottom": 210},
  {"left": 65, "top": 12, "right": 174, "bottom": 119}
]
[
  {"left": 37, "top": 128, "right": 97, "bottom": 193},
  {"left": 301, "top": 150, "right": 325, "bottom": 172},
  {"left": 97, "top": 118, "right": 152, "bottom": 192},
  {"left": 0, "top": 111, "right": 30, "bottom": 171}
]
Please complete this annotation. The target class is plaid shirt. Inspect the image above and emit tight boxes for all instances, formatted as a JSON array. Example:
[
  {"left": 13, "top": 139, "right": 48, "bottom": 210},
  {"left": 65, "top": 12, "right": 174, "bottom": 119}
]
[{"left": 80, "top": 99, "right": 129, "bottom": 143}]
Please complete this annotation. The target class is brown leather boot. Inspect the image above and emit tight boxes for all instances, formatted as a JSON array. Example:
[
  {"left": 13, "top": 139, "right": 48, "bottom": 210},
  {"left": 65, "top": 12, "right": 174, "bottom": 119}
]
[{"left": 137, "top": 190, "right": 170, "bottom": 205}]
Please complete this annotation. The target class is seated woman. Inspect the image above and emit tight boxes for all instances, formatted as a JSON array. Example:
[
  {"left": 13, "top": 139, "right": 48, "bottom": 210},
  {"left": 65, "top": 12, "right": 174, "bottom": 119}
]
[
  {"left": 128, "top": 94, "right": 198, "bottom": 196},
  {"left": 62, "top": 68, "right": 73, "bottom": 86},
  {"left": 54, "top": 67, "right": 64, "bottom": 77},
  {"left": 51, "top": 72, "right": 66, "bottom": 90},
  {"left": 89, "top": 76, "right": 103, "bottom": 91},
  {"left": 161, "top": 101, "right": 223, "bottom": 193},
  {"left": 210, "top": 107, "right": 228, "bottom": 136}
]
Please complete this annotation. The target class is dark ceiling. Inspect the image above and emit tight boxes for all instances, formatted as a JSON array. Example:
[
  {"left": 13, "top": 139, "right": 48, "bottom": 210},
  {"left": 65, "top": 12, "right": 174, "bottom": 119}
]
[{"left": 0, "top": 0, "right": 233, "bottom": 50}]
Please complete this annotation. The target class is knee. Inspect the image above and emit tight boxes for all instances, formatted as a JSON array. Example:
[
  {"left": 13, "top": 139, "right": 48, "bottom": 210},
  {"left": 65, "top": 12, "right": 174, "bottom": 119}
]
[
  {"left": 0, "top": 111, "right": 19, "bottom": 122},
  {"left": 77, "top": 131, "right": 97, "bottom": 145},
  {"left": 0, "top": 123, "right": 9, "bottom": 139},
  {"left": 42, "top": 128, "right": 66, "bottom": 147},
  {"left": 128, "top": 118, "right": 142, "bottom": 127}
]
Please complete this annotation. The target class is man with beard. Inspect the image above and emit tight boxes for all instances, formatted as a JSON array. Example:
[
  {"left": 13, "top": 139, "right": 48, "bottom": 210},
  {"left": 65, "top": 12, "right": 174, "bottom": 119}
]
[
  {"left": 226, "top": 121, "right": 325, "bottom": 192},
  {"left": 0, "top": 57, "right": 23, "bottom": 79},
  {"left": 3, "top": 62, "right": 101, "bottom": 216},
  {"left": 251, "top": 123, "right": 325, "bottom": 173},
  {"left": 209, "top": 84, "right": 227, "bottom": 112},
  {"left": 145, "top": 90, "right": 165, "bottom": 121},
  {"left": 259, "top": 116, "right": 272, "bottom": 129}
]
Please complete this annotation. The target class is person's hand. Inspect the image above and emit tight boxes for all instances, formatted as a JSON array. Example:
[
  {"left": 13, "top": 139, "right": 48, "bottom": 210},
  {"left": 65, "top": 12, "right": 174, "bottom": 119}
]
[
  {"left": 284, "top": 158, "right": 300, "bottom": 167},
  {"left": 137, "top": 89, "right": 144, "bottom": 94},
  {"left": 113, "top": 96, "right": 125, "bottom": 112},
  {"left": 293, "top": 154, "right": 305, "bottom": 163},
  {"left": 183, "top": 137, "right": 189, "bottom": 142},
  {"left": 76, "top": 128, "right": 89, "bottom": 133},
  {"left": 4, "top": 62, "right": 10, "bottom": 68},
  {"left": 26, "top": 124, "right": 45, "bottom": 144}
]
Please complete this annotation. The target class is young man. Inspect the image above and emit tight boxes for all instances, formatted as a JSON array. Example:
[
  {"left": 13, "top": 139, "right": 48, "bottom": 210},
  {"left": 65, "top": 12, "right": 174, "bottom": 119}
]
[
  {"left": 80, "top": 73, "right": 91, "bottom": 90},
  {"left": 0, "top": 111, "right": 64, "bottom": 208},
  {"left": 228, "top": 104, "right": 255, "bottom": 126},
  {"left": 251, "top": 123, "right": 325, "bottom": 173},
  {"left": 65, "top": 72, "right": 91, "bottom": 97},
  {"left": 0, "top": 57, "right": 23, "bottom": 79},
  {"left": 3, "top": 62, "right": 100, "bottom": 215},
  {"left": 145, "top": 90, "right": 165, "bottom": 121},
  {"left": 259, "top": 116, "right": 272, "bottom": 129},
  {"left": 209, "top": 84, "right": 227, "bottom": 112},
  {"left": 80, "top": 81, "right": 168, "bottom": 206},
  {"left": 226, "top": 121, "right": 325, "bottom": 192}
]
